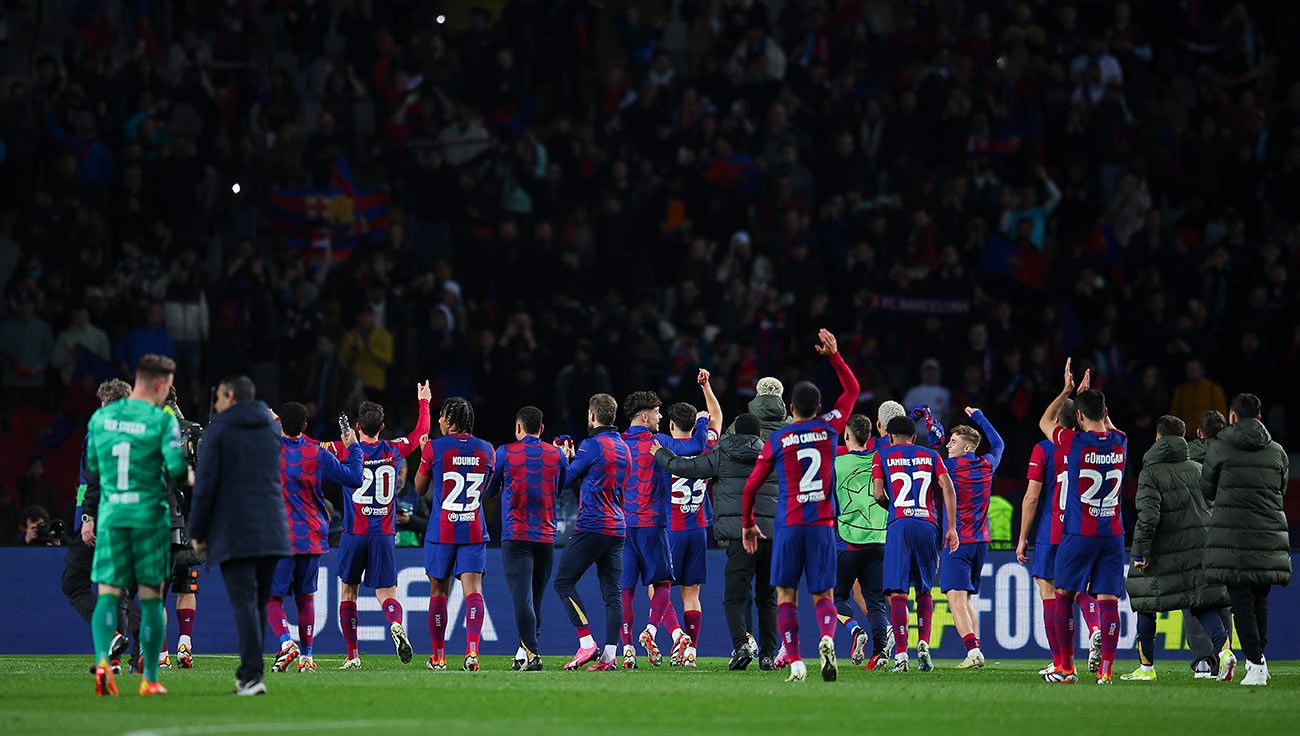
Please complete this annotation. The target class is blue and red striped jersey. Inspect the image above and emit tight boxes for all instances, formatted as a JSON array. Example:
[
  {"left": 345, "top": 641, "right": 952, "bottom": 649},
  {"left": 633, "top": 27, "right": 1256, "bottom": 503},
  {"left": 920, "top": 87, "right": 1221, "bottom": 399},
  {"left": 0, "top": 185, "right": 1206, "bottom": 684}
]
[
  {"left": 741, "top": 352, "right": 860, "bottom": 529},
  {"left": 281, "top": 436, "right": 364, "bottom": 555},
  {"left": 485, "top": 435, "right": 567, "bottom": 543},
  {"left": 669, "top": 428, "right": 718, "bottom": 531},
  {"left": 622, "top": 419, "right": 709, "bottom": 528},
  {"left": 943, "top": 409, "right": 1004, "bottom": 544},
  {"left": 1054, "top": 426, "right": 1127, "bottom": 537},
  {"left": 325, "top": 399, "right": 430, "bottom": 537},
  {"left": 865, "top": 435, "right": 892, "bottom": 454},
  {"left": 565, "top": 427, "right": 631, "bottom": 537},
  {"left": 419, "top": 433, "right": 496, "bottom": 545},
  {"left": 1027, "top": 439, "right": 1065, "bottom": 545},
  {"left": 872, "top": 442, "right": 949, "bottom": 525}
]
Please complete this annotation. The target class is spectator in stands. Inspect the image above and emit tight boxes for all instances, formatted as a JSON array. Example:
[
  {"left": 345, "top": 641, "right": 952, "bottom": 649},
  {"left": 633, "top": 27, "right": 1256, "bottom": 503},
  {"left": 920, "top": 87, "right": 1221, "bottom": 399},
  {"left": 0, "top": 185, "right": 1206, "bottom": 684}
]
[
  {"left": 339, "top": 306, "right": 393, "bottom": 407},
  {"left": 115, "top": 303, "right": 175, "bottom": 376},
  {"left": 1170, "top": 359, "right": 1228, "bottom": 432},
  {"left": 0, "top": 292, "right": 53, "bottom": 408},
  {"left": 51, "top": 306, "right": 112, "bottom": 385},
  {"left": 904, "top": 359, "right": 952, "bottom": 421}
]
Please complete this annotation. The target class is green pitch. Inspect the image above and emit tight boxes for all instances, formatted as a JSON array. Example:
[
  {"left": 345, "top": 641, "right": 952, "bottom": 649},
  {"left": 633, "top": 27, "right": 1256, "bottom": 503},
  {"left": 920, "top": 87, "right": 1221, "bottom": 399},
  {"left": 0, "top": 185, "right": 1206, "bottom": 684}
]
[{"left": 1, "top": 656, "right": 1296, "bottom": 736}]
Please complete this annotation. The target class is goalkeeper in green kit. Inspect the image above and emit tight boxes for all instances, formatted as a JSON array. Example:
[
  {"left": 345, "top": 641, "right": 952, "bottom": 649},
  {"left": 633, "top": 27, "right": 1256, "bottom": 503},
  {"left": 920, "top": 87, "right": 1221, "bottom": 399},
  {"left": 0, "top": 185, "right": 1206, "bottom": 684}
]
[{"left": 85, "top": 355, "right": 191, "bottom": 696}]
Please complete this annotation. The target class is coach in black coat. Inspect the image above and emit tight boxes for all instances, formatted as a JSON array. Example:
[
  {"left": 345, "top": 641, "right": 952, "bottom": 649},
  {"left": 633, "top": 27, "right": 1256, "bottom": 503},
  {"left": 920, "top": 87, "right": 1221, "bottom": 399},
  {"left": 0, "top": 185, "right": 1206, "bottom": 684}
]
[
  {"left": 653, "top": 413, "right": 778, "bottom": 669},
  {"left": 189, "top": 375, "right": 288, "bottom": 694}
]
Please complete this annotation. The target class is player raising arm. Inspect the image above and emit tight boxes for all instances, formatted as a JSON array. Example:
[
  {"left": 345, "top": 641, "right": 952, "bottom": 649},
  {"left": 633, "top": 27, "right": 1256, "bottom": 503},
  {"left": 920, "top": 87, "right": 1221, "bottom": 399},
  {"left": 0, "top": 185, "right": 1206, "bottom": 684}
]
[
  {"left": 327, "top": 382, "right": 431, "bottom": 669},
  {"left": 741, "top": 329, "right": 859, "bottom": 683}
]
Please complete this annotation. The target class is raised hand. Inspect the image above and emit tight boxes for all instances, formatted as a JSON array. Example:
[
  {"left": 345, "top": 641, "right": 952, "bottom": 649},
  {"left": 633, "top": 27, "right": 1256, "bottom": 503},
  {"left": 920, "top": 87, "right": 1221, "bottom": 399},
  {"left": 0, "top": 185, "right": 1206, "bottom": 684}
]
[
  {"left": 697, "top": 368, "right": 710, "bottom": 386},
  {"left": 964, "top": 406, "right": 978, "bottom": 417},
  {"left": 814, "top": 328, "right": 838, "bottom": 356},
  {"left": 1078, "top": 368, "right": 1092, "bottom": 394},
  {"left": 1062, "top": 358, "right": 1074, "bottom": 395},
  {"left": 417, "top": 380, "right": 432, "bottom": 402}
]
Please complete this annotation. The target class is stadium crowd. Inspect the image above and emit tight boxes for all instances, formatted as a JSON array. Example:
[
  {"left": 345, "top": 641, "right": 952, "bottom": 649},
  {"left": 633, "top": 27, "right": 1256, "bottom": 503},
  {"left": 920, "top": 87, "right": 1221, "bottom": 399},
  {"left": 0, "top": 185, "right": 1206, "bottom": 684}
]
[{"left": 2, "top": 0, "right": 1299, "bottom": 545}]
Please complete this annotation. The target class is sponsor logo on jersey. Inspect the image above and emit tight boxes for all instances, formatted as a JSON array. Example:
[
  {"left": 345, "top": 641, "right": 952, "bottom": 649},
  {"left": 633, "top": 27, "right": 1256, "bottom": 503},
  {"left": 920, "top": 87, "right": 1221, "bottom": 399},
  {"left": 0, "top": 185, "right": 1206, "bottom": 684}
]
[
  {"left": 362, "top": 506, "right": 391, "bottom": 516},
  {"left": 796, "top": 490, "right": 826, "bottom": 504},
  {"left": 447, "top": 512, "right": 478, "bottom": 523}
]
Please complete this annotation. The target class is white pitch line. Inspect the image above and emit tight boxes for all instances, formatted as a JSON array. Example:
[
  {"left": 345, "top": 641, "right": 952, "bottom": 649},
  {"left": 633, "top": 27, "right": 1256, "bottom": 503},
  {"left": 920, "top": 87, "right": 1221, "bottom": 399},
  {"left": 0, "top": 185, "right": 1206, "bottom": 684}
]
[{"left": 124, "top": 720, "right": 428, "bottom": 736}]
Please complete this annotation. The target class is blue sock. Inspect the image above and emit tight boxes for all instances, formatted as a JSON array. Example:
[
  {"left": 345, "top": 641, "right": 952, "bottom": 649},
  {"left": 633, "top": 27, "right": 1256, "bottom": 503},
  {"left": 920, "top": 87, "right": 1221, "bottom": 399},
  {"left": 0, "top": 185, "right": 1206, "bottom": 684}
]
[
  {"left": 279, "top": 632, "right": 294, "bottom": 646},
  {"left": 844, "top": 617, "right": 862, "bottom": 633}
]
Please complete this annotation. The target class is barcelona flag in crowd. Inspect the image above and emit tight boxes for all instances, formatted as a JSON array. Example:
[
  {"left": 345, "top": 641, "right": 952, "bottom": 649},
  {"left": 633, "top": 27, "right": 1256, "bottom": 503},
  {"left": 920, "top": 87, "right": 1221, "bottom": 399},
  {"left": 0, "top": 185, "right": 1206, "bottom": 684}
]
[{"left": 269, "top": 158, "right": 390, "bottom": 260}]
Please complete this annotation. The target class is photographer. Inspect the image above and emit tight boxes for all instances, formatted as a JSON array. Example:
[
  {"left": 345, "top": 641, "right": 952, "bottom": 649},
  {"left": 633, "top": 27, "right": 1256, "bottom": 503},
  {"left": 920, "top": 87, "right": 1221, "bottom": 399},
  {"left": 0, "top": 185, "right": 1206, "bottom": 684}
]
[
  {"left": 19, "top": 505, "right": 62, "bottom": 546},
  {"left": 158, "top": 386, "right": 204, "bottom": 669}
]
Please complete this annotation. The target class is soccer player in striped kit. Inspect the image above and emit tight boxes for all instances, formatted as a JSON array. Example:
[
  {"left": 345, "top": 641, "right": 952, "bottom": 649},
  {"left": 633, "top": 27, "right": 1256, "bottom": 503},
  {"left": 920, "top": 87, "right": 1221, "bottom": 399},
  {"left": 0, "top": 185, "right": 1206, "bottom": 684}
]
[
  {"left": 1016, "top": 399, "right": 1078, "bottom": 676},
  {"left": 415, "top": 397, "right": 495, "bottom": 672},
  {"left": 1038, "top": 361, "right": 1128, "bottom": 684},
  {"left": 873, "top": 416, "right": 959, "bottom": 674},
  {"left": 940, "top": 406, "right": 1004, "bottom": 670},
  {"left": 661, "top": 369, "right": 724, "bottom": 667},
  {"left": 269, "top": 402, "right": 364, "bottom": 673},
  {"left": 741, "top": 329, "right": 859, "bottom": 683},
  {"left": 485, "top": 406, "right": 568, "bottom": 671},
  {"left": 620, "top": 390, "right": 710, "bottom": 668},
  {"left": 327, "top": 382, "right": 431, "bottom": 669},
  {"left": 553, "top": 393, "right": 632, "bottom": 671}
]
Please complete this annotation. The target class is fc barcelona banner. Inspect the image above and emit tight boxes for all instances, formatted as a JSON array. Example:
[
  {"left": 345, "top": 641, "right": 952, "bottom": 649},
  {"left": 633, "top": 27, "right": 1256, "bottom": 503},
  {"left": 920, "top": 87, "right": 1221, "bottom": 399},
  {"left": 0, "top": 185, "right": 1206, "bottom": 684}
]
[
  {"left": 5, "top": 548, "right": 1299, "bottom": 659},
  {"left": 269, "top": 158, "right": 390, "bottom": 260}
]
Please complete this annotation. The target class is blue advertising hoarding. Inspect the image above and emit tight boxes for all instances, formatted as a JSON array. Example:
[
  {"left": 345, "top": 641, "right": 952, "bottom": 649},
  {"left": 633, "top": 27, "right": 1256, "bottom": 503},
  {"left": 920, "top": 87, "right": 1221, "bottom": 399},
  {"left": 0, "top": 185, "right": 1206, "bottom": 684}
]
[{"left": 4, "top": 547, "right": 1296, "bottom": 660}]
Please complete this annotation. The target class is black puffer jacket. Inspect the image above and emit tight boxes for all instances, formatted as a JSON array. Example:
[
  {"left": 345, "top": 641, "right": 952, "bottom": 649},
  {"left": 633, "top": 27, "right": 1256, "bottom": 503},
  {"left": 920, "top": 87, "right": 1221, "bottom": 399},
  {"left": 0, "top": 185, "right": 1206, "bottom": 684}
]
[
  {"left": 1200, "top": 419, "right": 1291, "bottom": 587},
  {"left": 1126, "top": 436, "right": 1229, "bottom": 612},
  {"left": 654, "top": 433, "right": 775, "bottom": 542}
]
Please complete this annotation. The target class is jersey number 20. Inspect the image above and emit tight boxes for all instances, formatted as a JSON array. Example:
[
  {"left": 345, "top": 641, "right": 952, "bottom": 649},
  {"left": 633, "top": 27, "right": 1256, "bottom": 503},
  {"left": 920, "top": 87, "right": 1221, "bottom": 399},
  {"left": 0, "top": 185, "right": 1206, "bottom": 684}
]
[{"left": 353, "top": 465, "right": 397, "bottom": 506}]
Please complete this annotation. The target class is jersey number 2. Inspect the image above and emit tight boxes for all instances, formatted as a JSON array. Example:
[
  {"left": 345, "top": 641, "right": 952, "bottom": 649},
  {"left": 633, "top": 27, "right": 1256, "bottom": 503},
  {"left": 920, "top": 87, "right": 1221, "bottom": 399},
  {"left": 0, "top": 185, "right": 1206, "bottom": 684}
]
[
  {"left": 1078, "top": 469, "right": 1122, "bottom": 509},
  {"left": 796, "top": 448, "right": 823, "bottom": 492}
]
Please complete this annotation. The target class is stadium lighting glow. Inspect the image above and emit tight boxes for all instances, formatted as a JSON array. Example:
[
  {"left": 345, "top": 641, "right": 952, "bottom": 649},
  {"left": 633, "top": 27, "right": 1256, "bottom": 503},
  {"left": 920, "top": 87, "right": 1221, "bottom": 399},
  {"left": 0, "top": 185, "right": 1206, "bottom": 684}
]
[
  {"left": 232, "top": 182, "right": 241, "bottom": 194},
  {"left": 436, "top": 15, "right": 446, "bottom": 24}
]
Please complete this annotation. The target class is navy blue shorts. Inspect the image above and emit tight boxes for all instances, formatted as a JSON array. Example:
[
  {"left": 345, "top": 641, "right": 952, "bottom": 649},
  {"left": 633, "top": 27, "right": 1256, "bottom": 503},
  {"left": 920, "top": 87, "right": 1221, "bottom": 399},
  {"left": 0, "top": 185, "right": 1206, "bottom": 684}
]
[
  {"left": 940, "top": 542, "right": 988, "bottom": 594},
  {"left": 272, "top": 553, "right": 321, "bottom": 597},
  {"left": 620, "top": 526, "right": 675, "bottom": 588},
  {"left": 1028, "top": 542, "right": 1058, "bottom": 581},
  {"left": 1054, "top": 533, "right": 1126, "bottom": 597},
  {"left": 337, "top": 533, "right": 398, "bottom": 589},
  {"left": 770, "top": 525, "right": 837, "bottom": 592},
  {"left": 883, "top": 519, "right": 939, "bottom": 593},
  {"left": 424, "top": 541, "right": 488, "bottom": 580},
  {"left": 667, "top": 529, "right": 708, "bottom": 586}
]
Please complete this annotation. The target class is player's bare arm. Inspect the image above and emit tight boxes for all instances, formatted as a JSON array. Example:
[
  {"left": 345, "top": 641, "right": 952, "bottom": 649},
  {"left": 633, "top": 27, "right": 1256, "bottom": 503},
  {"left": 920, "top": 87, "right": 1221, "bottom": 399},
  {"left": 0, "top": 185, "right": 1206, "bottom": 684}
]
[
  {"left": 1017, "top": 479, "right": 1043, "bottom": 564},
  {"left": 872, "top": 476, "right": 887, "bottom": 506},
  {"left": 1038, "top": 358, "right": 1074, "bottom": 439}
]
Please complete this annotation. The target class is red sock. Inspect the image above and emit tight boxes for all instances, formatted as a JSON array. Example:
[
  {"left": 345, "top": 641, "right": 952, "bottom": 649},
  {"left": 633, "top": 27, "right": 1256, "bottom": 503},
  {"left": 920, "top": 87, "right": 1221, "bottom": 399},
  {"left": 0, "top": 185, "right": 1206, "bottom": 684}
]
[
  {"left": 428, "top": 596, "right": 447, "bottom": 659},
  {"left": 777, "top": 601, "right": 800, "bottom": 659},
  {"left": 815, "top": 597, "right": 837, "bottom": 640},
  {"left": 464, "top": 592, "right": 485, "bottom": 657},
  {"left": 684, "top": 610, "right": 701, "bottom": 646},
  {"left": 1042, "top": 598, "right": 1059, "bottom": 664},
  {"left": 295, "top": 594, "right": 315, "bottom": 654},
  {"left": 620, "top": 588, "right": 635, "bottom": 645},
  {"left": 889, "top": 594, "right": 909, "bottom": 655},
  {"left": 915, "top": 593, "right": 934, "bottom": 644},
  {"left": 177, "top": 608, "right": 195, "bottom": 639},
  {"left": 339, "top": 601, "right": 359, "bottom": 659},
  {"left": 650, "top": 582, "right": 680, "bottom": 635},
  {"left": 266, "top": 597, "right": 291, "bottom": 639},
  {"left": 1053, "top": 592, "right": 1076, "bottom": 672},
  {"left": 1076, "top": 593, "right": 1100, "bottom": 634},
  {"left": 962, "top": 633, "right": 980, "bottom": 651},
  {"left": 1098, "top": 598, "right": 1119, "bottom": 678},
  {"left": 576, "top": 624, "right": 592, "bottom": 641},
  {"left": 381, "top": 597, "right": 403, "bottom": 626}
]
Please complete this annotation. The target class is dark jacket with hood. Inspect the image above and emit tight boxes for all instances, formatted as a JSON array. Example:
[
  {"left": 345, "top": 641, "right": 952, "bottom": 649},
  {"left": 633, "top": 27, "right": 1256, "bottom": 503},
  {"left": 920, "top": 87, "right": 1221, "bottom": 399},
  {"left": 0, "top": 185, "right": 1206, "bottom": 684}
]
[
  {"left": 1126, "top": 435, "right": 1229, "bottom": 612},
  {"left": 725, "top": 394, "right": 789, "bottom": 440},
  {"left": 654, "top": 433, "right": 776, "bottom": 542},
  {"left": 1200, "top": 418, "right": 1291, "bottom": 587},
  {"left": 188, "top": 400, "right": 290, "bottom": 566}
]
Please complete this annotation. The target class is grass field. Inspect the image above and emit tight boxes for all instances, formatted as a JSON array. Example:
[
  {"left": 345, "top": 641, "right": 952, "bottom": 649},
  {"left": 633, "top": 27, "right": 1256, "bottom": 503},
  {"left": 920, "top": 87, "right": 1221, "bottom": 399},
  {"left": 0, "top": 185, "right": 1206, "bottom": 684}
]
[{"left": 1, "top": 655, "right": 1296, "bottom": 736}]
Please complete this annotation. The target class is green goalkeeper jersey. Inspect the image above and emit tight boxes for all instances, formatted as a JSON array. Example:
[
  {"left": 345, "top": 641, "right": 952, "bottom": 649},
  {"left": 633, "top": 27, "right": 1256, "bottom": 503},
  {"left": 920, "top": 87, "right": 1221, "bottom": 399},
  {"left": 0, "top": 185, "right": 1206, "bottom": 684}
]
[
  {"left": 834, "top": 449, "right": 888, "bottom": 546},
  {"left": 86, "top": 398, "right": 188, "bottom": 529}
]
